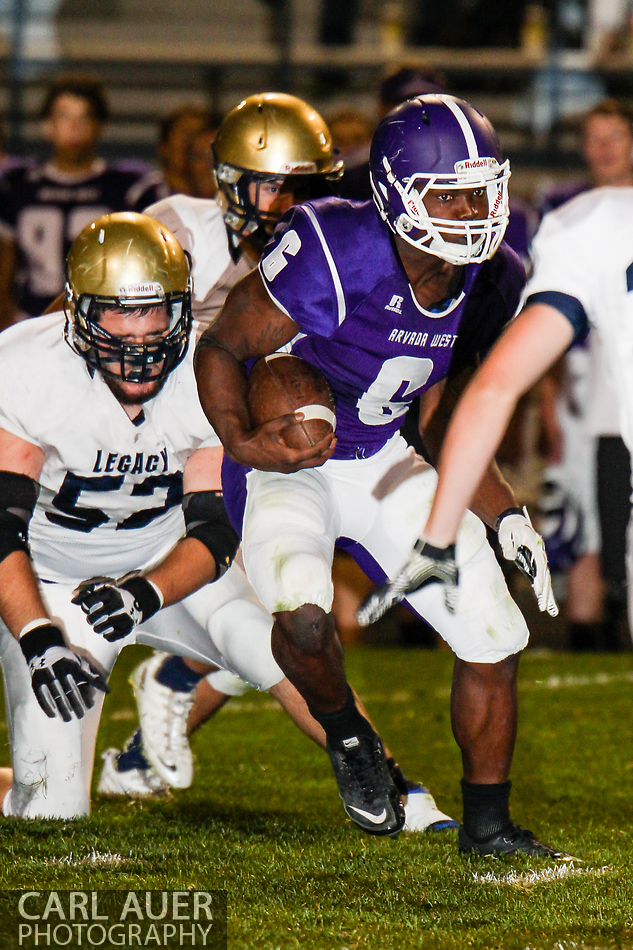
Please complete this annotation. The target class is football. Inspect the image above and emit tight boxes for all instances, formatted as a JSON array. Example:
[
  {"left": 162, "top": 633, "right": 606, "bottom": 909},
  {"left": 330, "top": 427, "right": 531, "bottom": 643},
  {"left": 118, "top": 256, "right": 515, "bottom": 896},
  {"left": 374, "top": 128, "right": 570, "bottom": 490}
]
[{"left": 247, "top": 353, "right": 336, "bottom": 449}]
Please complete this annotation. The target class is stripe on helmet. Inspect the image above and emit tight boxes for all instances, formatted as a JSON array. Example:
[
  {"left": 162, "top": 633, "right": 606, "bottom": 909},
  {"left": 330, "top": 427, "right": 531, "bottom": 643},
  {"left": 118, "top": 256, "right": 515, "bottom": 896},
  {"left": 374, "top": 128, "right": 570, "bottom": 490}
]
[{"left": 442, "top": 96, "right": 479, "bottom": 160}]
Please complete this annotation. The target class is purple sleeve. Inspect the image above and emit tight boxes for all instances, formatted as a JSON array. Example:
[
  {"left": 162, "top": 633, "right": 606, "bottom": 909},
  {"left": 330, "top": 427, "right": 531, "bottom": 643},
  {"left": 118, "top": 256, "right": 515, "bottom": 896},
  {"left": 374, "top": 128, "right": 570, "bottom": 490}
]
[{"left": 259, "top": 205, "right": 340, "bottom": 338}]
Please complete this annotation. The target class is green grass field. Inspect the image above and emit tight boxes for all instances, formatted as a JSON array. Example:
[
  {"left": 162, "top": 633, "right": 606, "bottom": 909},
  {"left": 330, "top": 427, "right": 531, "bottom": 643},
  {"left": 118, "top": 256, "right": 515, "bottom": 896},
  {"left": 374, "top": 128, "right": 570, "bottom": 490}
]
[{"left": 1, "top": 645, "right": 633, "bottom": 950}]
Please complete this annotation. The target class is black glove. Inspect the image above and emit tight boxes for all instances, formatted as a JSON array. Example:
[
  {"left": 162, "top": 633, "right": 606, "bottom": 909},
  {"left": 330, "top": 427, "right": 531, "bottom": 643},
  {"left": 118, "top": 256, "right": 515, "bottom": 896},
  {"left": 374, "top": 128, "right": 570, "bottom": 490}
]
[
  {"left": 19, "top": 622, "right": 110, "bottom": 722},
  {"left": 356, "top": 539, "right": 458, "bottom": 626},
  {"left": 71, "top": 573, "right": 163, "bottom": 642}
]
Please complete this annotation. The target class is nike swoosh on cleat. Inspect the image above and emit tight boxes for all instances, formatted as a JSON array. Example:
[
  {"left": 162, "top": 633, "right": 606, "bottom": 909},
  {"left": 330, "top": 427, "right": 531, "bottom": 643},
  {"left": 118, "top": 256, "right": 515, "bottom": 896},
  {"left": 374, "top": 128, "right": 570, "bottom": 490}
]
[{"left": 348, "top": 806, "right": 388, "bottom": 824}]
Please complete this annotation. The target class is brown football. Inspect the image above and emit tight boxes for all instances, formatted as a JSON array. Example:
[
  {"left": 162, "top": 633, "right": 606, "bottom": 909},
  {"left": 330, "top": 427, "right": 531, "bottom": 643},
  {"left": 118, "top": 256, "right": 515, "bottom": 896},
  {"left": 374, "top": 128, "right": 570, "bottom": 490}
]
[{"left": 247, "top": 354, "right": 336, "bottom": 449}]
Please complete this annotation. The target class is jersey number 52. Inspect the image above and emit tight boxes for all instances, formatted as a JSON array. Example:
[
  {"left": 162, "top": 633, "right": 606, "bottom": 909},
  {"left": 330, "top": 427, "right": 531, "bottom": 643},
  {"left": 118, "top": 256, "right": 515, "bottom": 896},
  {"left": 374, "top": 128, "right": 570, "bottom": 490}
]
[{"left": 46, "top": 471, "right": 183, "bottom": 533}]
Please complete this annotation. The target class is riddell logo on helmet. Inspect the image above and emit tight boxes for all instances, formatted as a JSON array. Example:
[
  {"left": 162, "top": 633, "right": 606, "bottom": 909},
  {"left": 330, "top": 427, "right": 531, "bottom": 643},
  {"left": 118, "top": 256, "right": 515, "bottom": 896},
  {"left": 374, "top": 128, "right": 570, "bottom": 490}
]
[
  {"left": 490, "top": 189, "right": 504, "bottom": 216},
  {"left": 404, "top": 195, "right": 420, "bottom": 217},
  {"left": 119, "top": 282, "right": 164, "bottom": 297},
  {"left": 454, "top": 157, "right": 498, "bottom": 174},
  {"left": 278, "top": 161, "right": 318, "bottom": 174}
]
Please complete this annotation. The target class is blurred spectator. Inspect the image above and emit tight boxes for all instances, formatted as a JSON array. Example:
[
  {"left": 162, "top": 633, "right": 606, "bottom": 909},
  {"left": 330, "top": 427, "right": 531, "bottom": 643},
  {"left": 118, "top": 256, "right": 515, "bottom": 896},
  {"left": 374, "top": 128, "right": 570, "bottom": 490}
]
[
  {"left": 328, "top": 108, "right": 374, "bottom": 202},
  {"left": 503, "top": 195, "right": 538, "bottom": 267},
  {"left": 586, "top": 0, "right": 633, "bottom": 58},
  {"left": 540, "top": 98, "right": 633, "bottom": 214},
  {"left": 128, "top": 106, "right": 212, "bottom": 211},
  {"left": 0, "top": 124, "right": 30, "bottom": 176},
  {"left": 187, "top": 113, "right": 224, "bottom": 200},
  {"left": 158, "top": 107, "right": 209, "bottom": 194},
  {"left": 0, "top": 75, "right": 151, "bottom": 325},
  {"left": 587, "top": 333, "right": 630, "bottom": 649},
  {"left": 158, "top": 106, "right": 208, "bottom": 195},
  {"left": 0, "top": 126, "right": 31, "bottom": 329},
  {"left": 328, "top": 109, "right": 374, "bottom": 157},
  {"left": 537, "top": 344, "right": 605, "bottom": 650},
  {"left": 378, "top": 65, "right": 446, "bottom": 115}
]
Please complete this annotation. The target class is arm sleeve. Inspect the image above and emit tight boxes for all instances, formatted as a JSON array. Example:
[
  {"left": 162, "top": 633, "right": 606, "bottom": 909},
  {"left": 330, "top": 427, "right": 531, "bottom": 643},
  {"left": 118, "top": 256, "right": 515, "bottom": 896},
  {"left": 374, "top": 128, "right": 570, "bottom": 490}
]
[
  {"left": 258, "top": 204, "right": 341, "bottom": 338},
  {"left": 525, "top": 214, "right": 592, "bottom": 341}
]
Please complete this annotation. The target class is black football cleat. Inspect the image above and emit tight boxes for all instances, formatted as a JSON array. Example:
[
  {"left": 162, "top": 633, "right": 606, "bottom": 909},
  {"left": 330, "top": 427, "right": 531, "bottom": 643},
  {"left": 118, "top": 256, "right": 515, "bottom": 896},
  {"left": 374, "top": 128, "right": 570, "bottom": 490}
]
[
  {"left": 327, "top": 733, "right": 405, "bottom": 837},
  {"left": 458, "top": 823, "right": 574, "bottom": 860}
]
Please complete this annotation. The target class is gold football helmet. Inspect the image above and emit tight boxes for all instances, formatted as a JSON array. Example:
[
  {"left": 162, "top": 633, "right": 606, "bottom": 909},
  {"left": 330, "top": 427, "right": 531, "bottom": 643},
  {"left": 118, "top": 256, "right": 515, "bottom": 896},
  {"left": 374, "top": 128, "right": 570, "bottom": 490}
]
[
  {"left": 213, "top": 92, "right": 343, "bottom": 248},
  {"left": 65, "top": 212, "right": 192, "bottom": 383}
]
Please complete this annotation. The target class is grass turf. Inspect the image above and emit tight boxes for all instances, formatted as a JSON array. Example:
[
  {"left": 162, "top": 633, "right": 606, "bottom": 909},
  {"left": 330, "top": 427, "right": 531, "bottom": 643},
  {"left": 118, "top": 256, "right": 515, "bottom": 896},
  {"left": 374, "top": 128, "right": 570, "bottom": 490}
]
[{"left": 1, "top": 646, "right": 633, "bottom": 949}]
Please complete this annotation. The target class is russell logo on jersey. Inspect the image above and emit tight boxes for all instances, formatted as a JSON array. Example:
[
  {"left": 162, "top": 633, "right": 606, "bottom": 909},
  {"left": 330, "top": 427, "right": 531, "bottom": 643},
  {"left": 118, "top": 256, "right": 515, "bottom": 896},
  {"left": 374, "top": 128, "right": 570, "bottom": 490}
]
[{"left": 384, "top": 294, "right": 404, "bottom": 314}]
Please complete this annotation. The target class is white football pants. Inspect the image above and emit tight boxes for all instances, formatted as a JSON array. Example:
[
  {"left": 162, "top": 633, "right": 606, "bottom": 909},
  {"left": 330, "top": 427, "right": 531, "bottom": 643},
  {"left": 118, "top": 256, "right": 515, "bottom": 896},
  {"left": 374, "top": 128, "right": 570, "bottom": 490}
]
[
  {"left": 0, "top": 559, "right": 282, "bottom": 819},
  {"left": 242, "top": 434, "right": 529, "bottom": 665}
]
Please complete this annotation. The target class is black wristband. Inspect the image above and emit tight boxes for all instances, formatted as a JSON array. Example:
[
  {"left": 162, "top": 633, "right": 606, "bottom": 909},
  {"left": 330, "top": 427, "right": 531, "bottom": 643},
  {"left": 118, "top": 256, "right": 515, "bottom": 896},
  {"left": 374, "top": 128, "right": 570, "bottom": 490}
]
[
  {"left": 19, "top": 624, "right": 65, "bottom": 663},
  {"left": 414, "top": 539, "right": 456, "bottom": 560},
  {"left": 119, "top": 575, "right": 162, "bottom": 621},
  {"left": 495, "top": 507, "right": 524, "bottom": 531}
]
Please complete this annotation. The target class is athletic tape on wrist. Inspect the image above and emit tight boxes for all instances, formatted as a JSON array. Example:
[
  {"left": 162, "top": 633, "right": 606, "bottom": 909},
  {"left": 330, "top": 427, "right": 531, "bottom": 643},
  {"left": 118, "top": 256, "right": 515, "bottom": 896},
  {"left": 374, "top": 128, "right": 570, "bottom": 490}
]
[
  {"left": 296, "top": 404, "right": 336, "bottom": 431},
  {"left": 18, "top": 617, "right": 52, "bottom": 639}
]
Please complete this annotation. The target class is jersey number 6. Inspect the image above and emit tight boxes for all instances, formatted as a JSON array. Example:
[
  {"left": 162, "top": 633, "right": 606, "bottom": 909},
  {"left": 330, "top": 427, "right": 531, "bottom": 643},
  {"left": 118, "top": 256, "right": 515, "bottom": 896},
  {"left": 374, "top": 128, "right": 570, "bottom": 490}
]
[
  {"left": 357, "top": 355, "right": 434, "bottom": 426},
  {"left": 261, "top": 230, "right": 301, "bottom": 281}
]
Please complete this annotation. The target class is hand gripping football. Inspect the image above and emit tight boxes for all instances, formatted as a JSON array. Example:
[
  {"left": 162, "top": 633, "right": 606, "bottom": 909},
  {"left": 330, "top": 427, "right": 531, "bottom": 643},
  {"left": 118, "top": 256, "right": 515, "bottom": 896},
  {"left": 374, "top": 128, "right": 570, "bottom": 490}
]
[{"left": 247, "top": 354, "right": 336, "bottom": 449}]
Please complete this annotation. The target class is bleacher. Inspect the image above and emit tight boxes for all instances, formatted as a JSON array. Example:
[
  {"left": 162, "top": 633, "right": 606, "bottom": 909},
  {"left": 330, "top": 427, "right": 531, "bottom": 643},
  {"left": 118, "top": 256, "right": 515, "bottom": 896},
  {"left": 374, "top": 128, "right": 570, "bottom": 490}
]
[{"left": 1, "top": 0, "right": 633, "bottom": 177}]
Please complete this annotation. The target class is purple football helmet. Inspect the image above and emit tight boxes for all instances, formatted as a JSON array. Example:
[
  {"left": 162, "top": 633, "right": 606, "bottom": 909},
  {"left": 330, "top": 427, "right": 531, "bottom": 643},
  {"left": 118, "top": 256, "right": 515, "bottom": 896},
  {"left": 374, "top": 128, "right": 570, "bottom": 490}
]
[{"left": 370, "top": 95, "right": 510, "bottom": 265}]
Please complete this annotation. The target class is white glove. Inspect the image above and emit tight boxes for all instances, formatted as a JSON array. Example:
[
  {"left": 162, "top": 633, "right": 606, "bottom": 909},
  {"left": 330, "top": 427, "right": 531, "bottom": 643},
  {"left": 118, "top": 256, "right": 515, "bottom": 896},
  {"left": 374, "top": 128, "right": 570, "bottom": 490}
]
[
  {"left": 356, "top": 539, "right": 458, "bottom": 627},
  {"left": 497, "top": 506, "right": 558, "bottom": 617}
]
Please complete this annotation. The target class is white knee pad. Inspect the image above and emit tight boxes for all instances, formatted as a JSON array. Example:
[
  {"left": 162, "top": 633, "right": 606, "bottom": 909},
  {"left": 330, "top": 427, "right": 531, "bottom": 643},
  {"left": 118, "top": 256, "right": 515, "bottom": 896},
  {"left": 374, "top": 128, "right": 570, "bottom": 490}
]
[
  {"left": 242, "top": 468, "right": 338, "bottom": 615},
  {"left": 256, "top": 551, "right": 334, "bottom": 615}
]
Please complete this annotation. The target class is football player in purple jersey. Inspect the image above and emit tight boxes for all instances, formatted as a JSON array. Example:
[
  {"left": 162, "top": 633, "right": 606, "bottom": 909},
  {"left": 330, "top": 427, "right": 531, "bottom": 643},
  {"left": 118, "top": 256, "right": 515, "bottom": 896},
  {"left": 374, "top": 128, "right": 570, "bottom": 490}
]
[
  {"left": 102, "top": 95, "right": 456, "bottom": 835},
  {"left": 195, "top": 95, "right": 568, "bottom": 855}
]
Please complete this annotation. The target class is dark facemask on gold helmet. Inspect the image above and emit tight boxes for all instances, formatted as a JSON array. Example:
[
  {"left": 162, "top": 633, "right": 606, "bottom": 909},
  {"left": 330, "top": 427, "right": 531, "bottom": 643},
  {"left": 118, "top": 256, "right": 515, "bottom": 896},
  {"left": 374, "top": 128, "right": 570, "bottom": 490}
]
[
  {"left": 65, "top": 212, "right": 192, "bottom": 384},
  {"left": 213, "top": 92, "right": 343, "bottom": 253}
]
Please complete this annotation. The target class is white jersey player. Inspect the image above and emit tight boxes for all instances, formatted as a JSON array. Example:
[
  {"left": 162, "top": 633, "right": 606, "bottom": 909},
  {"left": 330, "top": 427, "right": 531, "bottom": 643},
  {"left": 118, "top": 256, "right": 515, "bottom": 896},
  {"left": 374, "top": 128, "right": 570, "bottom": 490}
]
[
  {"left": 411, "top": 186, "right": 633, "bottom": 643},
  {"left": 0, "top": 212, "right": 315, "bottom": 819}
]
